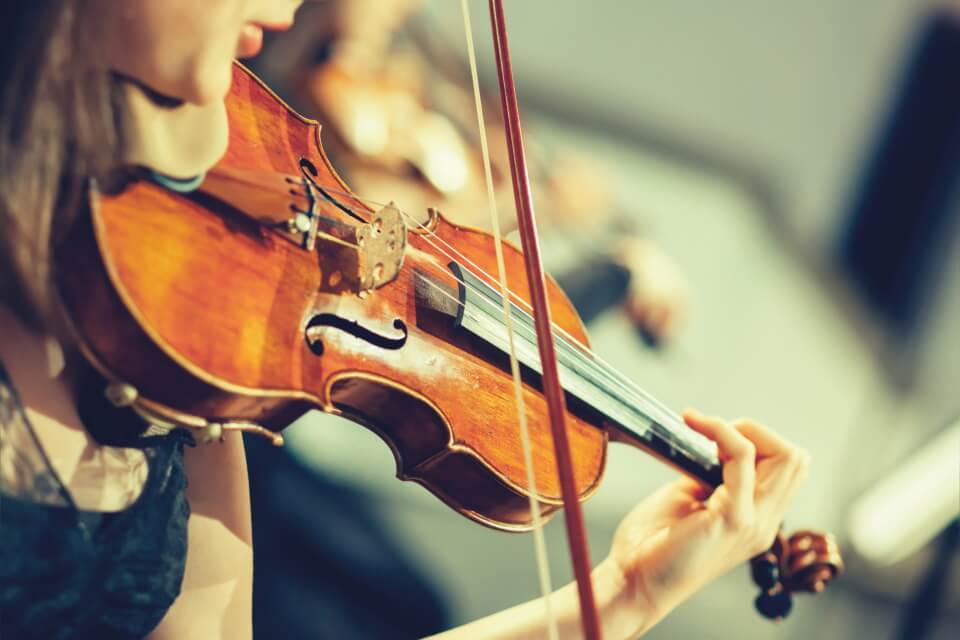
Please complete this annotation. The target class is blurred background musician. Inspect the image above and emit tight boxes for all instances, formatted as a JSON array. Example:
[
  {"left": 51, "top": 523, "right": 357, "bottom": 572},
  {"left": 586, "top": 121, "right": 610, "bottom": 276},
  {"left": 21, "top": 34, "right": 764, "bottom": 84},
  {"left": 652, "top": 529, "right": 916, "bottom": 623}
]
[{"left": 253, "top": 0, "right": 692, "bottom": 345}]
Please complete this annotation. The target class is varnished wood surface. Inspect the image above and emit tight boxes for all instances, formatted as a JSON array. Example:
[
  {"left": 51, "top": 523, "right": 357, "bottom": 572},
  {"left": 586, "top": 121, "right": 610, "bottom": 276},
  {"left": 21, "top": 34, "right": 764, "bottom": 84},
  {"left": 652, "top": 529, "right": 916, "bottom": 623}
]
[{"left": 56, "top": 64, "right": 606, "bottom": 531}]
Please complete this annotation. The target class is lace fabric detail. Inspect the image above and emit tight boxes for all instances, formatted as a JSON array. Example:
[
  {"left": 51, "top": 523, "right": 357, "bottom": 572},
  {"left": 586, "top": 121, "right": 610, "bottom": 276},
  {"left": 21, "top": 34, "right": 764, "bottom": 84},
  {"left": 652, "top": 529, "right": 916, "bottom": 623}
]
[
  {"left": 0, "top": 362, "right": 193, "bottom": 639},
  {"left": 0, "top": 364, "right": 71, "bottom": 507}
]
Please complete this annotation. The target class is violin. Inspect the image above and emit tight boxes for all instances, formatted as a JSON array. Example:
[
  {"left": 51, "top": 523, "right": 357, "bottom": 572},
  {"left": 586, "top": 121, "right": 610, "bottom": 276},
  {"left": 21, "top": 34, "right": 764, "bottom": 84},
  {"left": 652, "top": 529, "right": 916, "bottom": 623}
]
[{"left": 55, "top": 60, "right": 841, "bottom": 627}]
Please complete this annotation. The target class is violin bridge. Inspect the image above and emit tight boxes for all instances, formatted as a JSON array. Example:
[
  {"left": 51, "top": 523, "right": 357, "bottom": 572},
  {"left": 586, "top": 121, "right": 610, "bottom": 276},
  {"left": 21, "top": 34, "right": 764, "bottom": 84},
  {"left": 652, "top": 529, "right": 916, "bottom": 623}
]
[
  {"left": 192, "top": 167, "right": 405, "bottom": 295},
  {"left": 314, "top": 203, "right": 407, "bottom": 295}
]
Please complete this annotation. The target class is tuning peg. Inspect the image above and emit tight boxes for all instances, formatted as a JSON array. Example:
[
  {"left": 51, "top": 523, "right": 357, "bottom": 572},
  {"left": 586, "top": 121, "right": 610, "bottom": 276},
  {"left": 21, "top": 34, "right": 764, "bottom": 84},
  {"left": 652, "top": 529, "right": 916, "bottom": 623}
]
[
  {"left": 750, "top": 552, "right": 780, "bottom": 591},
  {"left": 755, "top": 588, "right": 793, "bottom": 620}
]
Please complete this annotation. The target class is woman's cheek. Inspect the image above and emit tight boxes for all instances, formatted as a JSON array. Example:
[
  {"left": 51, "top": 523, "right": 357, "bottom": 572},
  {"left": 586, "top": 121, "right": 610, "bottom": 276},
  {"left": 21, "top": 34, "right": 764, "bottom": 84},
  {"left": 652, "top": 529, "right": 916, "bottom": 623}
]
[{"left": 194, "top": 59, "right": 235, "bottom": 105}]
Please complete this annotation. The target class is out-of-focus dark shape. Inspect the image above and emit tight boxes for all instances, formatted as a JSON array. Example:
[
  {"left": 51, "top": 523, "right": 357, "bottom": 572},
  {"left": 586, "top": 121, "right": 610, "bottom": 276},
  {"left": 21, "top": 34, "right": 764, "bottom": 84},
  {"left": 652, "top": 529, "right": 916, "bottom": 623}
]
[
  {"left": 554, "top": 258, "right": 632, "bottom": 327},
  {"left": 554, "top": 232, "right": 690, "bottom": 345},
  {"left": 246, "top": 433, "right": 449, "bottom": 640},
  {"left": 895, "top": 519, "right": 959, "bottom": 640},
  {"left": 839, "top": 9, "right": 960, "bottom": 343}
]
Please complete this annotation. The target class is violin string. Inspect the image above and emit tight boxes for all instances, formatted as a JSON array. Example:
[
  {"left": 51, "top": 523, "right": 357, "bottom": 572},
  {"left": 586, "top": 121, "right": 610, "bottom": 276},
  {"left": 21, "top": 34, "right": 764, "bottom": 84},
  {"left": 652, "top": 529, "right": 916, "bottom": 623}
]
[
  {"left": 317, "top": 179, "right": 684, "bottom": 421},
  {"left": 459, "top": 1, "right": 558, "bottom": 633},
  {"left": 315, "top": 187, "right": 604, "bottom": 353},
  {"left": 409, "top": 268, "right": 684, "bottom": 447},
  {"left": 310, "top": 179, "right": 712, "bottom": 456},
  {"left": 313, "top": 186, "right": 610, "bottom": 353},
  {"left": 312, "top": 182, "right": 684, "bottom": 423}
]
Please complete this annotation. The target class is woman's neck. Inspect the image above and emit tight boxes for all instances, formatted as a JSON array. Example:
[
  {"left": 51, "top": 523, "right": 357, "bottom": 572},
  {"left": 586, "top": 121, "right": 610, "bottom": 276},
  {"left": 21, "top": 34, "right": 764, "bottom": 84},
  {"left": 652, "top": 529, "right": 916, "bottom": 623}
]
[{"left": 122, "top": 81, "right": 229, "bottom": 179}]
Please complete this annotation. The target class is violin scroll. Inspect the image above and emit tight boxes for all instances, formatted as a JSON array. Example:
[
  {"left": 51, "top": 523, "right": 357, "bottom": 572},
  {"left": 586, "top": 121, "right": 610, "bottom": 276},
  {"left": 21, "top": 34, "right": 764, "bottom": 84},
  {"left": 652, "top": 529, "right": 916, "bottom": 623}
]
[{"left": 751, "top": 529, "right": 844, "bottom": 620}]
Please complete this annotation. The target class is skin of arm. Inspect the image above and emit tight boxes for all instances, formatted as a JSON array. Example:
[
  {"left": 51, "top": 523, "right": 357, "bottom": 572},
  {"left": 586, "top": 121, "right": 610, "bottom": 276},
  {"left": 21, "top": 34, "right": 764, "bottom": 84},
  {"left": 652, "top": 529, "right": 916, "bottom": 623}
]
[
  {"left": 426, "top": 559, "right": 652, "bottom": 640},
  {"left": 149, "top": 432, "right": 253, "bottom": 640}
]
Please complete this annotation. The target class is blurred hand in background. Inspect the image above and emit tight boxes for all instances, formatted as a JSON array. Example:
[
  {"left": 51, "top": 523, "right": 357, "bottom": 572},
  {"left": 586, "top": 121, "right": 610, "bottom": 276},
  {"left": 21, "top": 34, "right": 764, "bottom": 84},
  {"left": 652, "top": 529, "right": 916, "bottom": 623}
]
[{"left": 616, "top": 235, "right": 691, "bottom": 344}]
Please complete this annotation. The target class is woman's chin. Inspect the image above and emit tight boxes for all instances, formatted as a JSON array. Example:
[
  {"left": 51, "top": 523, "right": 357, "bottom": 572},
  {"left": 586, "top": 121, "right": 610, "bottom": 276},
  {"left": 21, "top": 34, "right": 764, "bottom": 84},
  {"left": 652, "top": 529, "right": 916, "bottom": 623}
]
[{"left": 186, "top": 67, "right": 234, "bottom": 107}]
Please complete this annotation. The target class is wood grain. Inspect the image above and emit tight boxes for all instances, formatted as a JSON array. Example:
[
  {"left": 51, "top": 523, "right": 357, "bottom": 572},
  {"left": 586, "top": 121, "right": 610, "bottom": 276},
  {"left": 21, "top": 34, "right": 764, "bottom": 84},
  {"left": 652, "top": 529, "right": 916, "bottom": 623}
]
[{"left": 56, "top": 64, "right": 607, "bottom": 531}]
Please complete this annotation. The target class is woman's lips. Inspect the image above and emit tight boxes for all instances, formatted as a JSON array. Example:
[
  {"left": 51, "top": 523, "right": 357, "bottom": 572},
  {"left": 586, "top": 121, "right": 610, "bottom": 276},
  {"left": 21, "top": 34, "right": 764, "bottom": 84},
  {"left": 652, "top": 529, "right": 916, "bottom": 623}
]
[
  {"left": 258, "top": 22, "right": 294, "bottom": 32},
  {"left": 237, "top": 24, "right": 264, "bottom": 58}
]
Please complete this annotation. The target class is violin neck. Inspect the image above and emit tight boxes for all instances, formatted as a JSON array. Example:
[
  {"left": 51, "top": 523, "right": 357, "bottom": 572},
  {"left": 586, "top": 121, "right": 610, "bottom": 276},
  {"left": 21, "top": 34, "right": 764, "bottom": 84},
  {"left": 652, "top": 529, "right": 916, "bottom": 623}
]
[
  {"left": 606, "top": 417, "right": 723, "bottom": 488},
  {"left": 417, "top": 264, "right": 724, "bottom": 488}
]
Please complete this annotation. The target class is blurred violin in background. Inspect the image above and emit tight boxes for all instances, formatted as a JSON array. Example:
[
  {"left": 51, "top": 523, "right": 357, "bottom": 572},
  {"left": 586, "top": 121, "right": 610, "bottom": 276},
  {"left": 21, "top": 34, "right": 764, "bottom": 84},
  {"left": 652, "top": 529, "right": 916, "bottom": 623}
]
[{"left": 257, "top": 0, "right": 691, "bottom": 344}]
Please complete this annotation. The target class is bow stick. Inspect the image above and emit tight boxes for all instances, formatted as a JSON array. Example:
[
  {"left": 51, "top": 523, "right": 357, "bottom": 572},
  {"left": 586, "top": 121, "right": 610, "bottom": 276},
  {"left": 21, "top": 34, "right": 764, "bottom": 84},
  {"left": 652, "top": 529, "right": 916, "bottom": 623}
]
[{"left": 472, "top": 1, "right": 604, "bottom": 637}]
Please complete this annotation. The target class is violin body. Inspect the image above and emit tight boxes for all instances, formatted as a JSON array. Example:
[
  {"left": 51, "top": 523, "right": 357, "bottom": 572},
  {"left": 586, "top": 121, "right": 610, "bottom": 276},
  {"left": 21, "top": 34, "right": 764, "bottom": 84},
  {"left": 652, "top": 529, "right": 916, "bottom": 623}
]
[{"left": 57, "top": 63, "right": 606, "bottom": 531}]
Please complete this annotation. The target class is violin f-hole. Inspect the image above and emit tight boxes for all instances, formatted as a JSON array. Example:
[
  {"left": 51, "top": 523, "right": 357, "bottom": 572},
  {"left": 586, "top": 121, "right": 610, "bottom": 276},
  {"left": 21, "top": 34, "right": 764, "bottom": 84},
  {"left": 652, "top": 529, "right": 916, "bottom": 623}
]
[
  {"left": 305, "top": 313, "right": 408, "bottom": 355},
  {"left": 299, "top": 158, "right": 367, "bottom": 224}
]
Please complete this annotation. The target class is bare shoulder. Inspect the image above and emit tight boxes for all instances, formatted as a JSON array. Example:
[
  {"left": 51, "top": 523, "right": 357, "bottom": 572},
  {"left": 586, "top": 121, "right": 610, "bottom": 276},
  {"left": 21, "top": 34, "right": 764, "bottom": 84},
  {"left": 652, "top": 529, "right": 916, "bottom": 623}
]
[{"left": 0, "top": 304, "right": 148, "bottom": 511}]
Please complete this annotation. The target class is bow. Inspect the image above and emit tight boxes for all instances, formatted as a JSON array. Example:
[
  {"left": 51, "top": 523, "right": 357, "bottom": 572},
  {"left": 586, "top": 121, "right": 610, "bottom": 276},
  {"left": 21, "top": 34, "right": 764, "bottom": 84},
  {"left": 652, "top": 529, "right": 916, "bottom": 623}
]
[{"left": 461, "top": 1, "right": 603, "bottom": 637}]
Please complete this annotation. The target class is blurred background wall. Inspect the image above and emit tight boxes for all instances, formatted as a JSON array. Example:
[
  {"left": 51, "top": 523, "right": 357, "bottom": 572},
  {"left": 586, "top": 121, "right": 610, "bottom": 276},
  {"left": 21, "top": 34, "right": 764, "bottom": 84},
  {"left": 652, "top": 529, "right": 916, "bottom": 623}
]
[{"left": 427, "top": 0, "right": 922, "bottom": 251}]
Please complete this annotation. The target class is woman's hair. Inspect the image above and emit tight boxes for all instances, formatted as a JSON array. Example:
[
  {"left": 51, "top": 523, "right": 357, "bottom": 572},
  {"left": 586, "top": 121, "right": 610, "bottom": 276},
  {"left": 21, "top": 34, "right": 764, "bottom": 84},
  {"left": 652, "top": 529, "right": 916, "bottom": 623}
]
[{"left": 0, "top": 1, "right": 126, "bottom": 329}]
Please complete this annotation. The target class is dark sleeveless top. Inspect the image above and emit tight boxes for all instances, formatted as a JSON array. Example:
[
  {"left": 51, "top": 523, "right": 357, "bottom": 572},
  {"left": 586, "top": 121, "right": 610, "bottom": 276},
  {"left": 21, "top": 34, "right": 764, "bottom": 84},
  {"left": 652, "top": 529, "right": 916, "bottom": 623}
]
[{"left": 0, "top": 362, "right": 193, "bottom": 639}]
